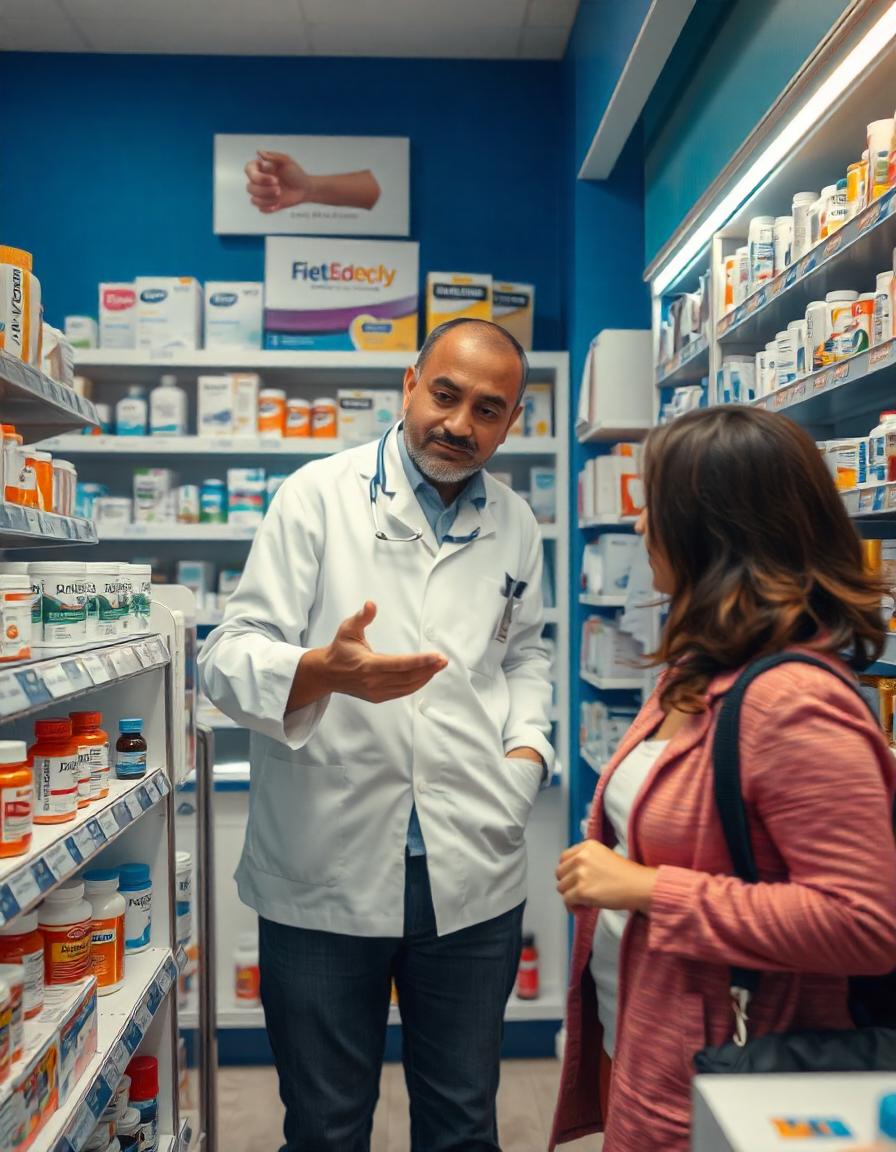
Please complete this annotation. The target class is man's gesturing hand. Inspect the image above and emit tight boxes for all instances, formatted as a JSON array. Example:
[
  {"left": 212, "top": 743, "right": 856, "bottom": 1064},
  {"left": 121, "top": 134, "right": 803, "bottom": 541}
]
[{"left": 287, "top": 602, "right": 448, "bottom": 713}]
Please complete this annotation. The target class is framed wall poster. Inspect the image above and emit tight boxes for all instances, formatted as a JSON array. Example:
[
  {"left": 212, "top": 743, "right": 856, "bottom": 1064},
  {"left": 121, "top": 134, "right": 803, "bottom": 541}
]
[{"left": 214, "top": 134, "right": 410, "bottom": 236}]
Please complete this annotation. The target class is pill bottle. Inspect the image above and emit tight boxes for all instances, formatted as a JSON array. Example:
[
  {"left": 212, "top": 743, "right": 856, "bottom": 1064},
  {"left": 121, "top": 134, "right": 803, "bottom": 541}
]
[
  {"left": 70, "top": 712, "right": 110, "bottom": 803},
  {"left": 38, "top": 880, "right": 93, "bottom": 985},
  {"left": 285, "top": 398, "right": 311, "bottom": 438},
  {"left": 25, "top": 451, "right": 53, "bottom": 512},
  {"left": 747, "top": 216, "right": 775, "bottom": 288},
  {"left": 175, "top": 851, "right": 192, "bottom": 946},
  {"left": 0, "top": 965, "right": 24, "bottom": 1062},
  {"left": 116, "top": 1107, "right": 142, "bottom": 1151},
  {"left": 127, "top": 1055, "right": 159, "bottom": 1152},
  {"left": 0, "top": 978, "right": 10, "bottom": 1082},
  {"left": 234, "top": 932, "right": 260, "bottom": 1005},
  {"left": 30, "top": 561, "right": 88, "bottom": 647},
  {"left": 0, "top": 246, "right": 41, "bottom": 364},
  {"left": 311, "top": 398, "right": 338, "bottom": 438},
  {"left": 4, "top": 432, "right": 36, "bottom": 506},
  {"left": 0, "top": 575, "right": 31, "bottom": 664},
  {"left": 83, "top": 869, "right": 126, "bottom": 995},
  {"left": 29, "top": 718, "right": 80, "bottom": 825},
  {"left": 257, "top": 389, "right": 287, "bottom": 439},
  {"left": 0, "top": 741, "right": 32, "bottom": 858},
  {"left": 115, "top": 719, "right": 147, "bottom": 781},
  {"left": 52, "top": 459, "right": 77, "bottom": 516},
  {"left": 118, "top": 863, "right": 152, "bottom": 953},
  {"left": 0, "top": 911, "right": 44, "bottom": 1018},
  {"left": 875, "top": 270, "right": 894, "bottom": 346}
]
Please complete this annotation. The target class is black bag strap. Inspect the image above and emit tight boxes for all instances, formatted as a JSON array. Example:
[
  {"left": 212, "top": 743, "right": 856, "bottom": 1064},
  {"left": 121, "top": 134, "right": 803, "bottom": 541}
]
[{"left": 711, "top": 651, "right": 876, "bottom": 1001}]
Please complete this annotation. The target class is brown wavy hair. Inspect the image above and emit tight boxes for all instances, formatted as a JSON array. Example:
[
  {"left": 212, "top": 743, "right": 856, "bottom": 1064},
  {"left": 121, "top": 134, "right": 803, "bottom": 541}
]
[{"left": 643, "top": 406, "right": 885, "bottom": 713}]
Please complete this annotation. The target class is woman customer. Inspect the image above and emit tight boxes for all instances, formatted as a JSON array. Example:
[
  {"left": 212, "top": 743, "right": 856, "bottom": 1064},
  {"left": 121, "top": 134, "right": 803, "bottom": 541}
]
[{"left": 551, "top": 406, "right": 896, "bottom": 1152}]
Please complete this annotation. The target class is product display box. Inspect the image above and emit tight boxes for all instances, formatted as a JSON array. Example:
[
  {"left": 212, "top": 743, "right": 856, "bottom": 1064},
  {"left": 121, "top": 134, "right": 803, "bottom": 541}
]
[
  {"left": 204, "top": 282, "right": 263, "bottom": 350},
  {"left": 492, "top": 281, "right": 534, "bottom": 350},
  {"left": 0, "top": 977, "right": 97, "bottom": 1152},
  {"left": 99, "top": 283, "right": 138, "bottom": 350},
  {"left": 136, "top": 276, "right": 202, "bottom": 352},
  {"left": 425, "top": 272, "right": 492, "bottom": 335},
  {"left": 197, "top": 374, "right": 259, "bottom": 437},
  {"left": 264, "top": 238, "right": 419, "bottom": 351},
  {"left": 337, "top": 390, "right": 402, "bottom": 447}
]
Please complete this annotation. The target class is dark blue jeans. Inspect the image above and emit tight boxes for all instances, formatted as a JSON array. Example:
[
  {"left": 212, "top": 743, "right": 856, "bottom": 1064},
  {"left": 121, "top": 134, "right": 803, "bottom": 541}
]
[{"left": 259, "top": 855, "right": 524, "bottom": 1152}]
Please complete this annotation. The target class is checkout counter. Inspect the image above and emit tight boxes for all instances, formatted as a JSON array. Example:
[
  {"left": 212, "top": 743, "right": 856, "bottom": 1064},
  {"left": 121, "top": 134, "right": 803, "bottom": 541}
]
[{"left": 693, "top": 1074, "right": 896, "bottom": 1151}]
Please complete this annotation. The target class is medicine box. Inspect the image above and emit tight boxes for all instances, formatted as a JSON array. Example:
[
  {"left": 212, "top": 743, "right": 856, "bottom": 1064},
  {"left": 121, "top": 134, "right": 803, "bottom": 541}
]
[
  {"left": 198, "top": 375, "right": 234, "bottom": 436},
  {"left": 529, "top": 467, "right": 556, "bottom": 523},
  {"left": 136, "top": 276, "right": 202, "bottom": 352},
  {"left": 524, "top": 383, "right": 553, "bottom": 437},
  {"left": 337, "top": 389, "right": 402, "bottom": 448},
  {"left": 232, "top": 373, "right": 259, "bottom": 436},
  {"left": 425, "top": 272, "right": 492, "bottom": 335},
  {"left": 133, "top": 468, "right": 176, "bottom": 522},
  {"left": 177, "top": 560, "right": 215, "bottom": 609},
  {"left": 583, "top": 534, "right": 640, "bottom": 595},
  {"left": 204, "top": 281, "right": 263, "bottom": 350},
  {"left": 64, "top": 316, "right": 98, "bottom": 350},
  {"left": 99, "top": 282, "right": 138, "bottom": 349},
  {"left": 492, "top": 281, "right": 534, "bottom": 350},
  {"left": 227, "top": 468, "right": 266, "bottom": 527},
  {"left": 264, "top": 237, "right": 419, "bottom": 351}
]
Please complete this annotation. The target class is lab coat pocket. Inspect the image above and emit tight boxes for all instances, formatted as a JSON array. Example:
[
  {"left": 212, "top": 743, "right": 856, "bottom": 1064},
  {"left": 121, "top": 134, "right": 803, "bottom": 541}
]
[
  {"left": 250, "top": 752, "right": 348, "bottom": 888},
  {"left": 461, "top": 577, "right": 521, "bottom": 680},
  {"left": 498, "top": 756, "right": 542, "bottom": 844}
]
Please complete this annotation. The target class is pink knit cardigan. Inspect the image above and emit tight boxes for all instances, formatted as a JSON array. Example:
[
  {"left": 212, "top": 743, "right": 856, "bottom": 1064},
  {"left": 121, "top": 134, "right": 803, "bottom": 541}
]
[{"left": 550, "top": 653, "right": 896, "bottom": 1151}]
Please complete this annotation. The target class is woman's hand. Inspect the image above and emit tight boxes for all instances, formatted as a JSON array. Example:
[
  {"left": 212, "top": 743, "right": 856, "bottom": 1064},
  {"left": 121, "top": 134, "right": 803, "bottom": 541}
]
[{"left": 556, "top": 841, "right": 658, "bottom": 914}]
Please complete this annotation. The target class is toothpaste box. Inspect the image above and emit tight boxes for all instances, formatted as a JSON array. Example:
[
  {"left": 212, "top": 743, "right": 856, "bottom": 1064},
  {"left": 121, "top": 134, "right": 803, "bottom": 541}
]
[
  {"left": 99, "top": 282, "right": 138, "bottom": 349},
  {"left": 204, "top": 281, "right": 263, "bottom": 350},
  {"left": 337, "top": 389, "right": 402, "bottom": 447},
  {"left": 492, "top": 281, "right": 534, "bottom": 350},
  {"left": 264, "top": 237, "right": 419, "bottom": 351},
  {"left": 136, "top": 276, "right": 202, "bottom": 352},
  {"left": 425, "top": 272, "right": 492, "bottom": 335}
]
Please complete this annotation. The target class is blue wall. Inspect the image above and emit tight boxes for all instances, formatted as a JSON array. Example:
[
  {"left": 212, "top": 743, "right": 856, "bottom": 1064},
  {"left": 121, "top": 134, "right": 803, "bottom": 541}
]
[
  {"left": 0, "top": 53, "right": 564, "bottom": 347},
  {"left": 644, "top": 0, "right": 851, "bottom": 263}
]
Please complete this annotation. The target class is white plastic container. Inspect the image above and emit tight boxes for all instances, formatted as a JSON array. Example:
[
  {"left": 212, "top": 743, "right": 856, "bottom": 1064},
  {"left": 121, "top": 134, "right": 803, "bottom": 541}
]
[
  {"left": 776, "top": 329, "right": 797, "bottom": 387},
  {"left": 734, "top": 246, "right": 749, "bottom": 306},
  {"left": 868, "top": 118, "right": 894, "bottom": 200},
  {"left": 773, "top": 216, "right": 792, "bottom": 273},
  {"left": 52, "top": 459, "right": 77, "bottom": 517},
  {"left": 93, "top": 497, "right": 133, "bottom": 532},
  {"left": 30, "top": 562, "right": 88, "bottom": 647},
  {"left": 806, "top": 300, "right": 829, "bottom": 371},
  {"left": 747, "top": 216, "right": 775, "bottom": 288},
  {"left": 90, "top": 564, "right": 124, "bottom": 641},
  {"left": 764, "top": 340, "right": 778, "bottom": 393},
  {"left": 825, "top": 290, "right": 859, "bottom": 363},
  {"left": 754, "top": 349, "right": 768, "bottom": 396},
  {"left": 826, "top": 180, "right": 849, "bottom": 234},
  {"left": 870, "top": 412, "right": 896, "bottom": 484},
  {"left": 874, "top": 271, "right": 894, "bottom": 345},
  {"left": 116, "top": 387, "right": 148, "bottom": 436},
  {"left": 0, "top": 575, "right": 31, "bottom": 663},
  {"left": 117, "top": 566, "right": 134, "bottom": 634},
  {"left": 175, "top": 851, "right": 192, "bottom": 946},
  {"left": 149, "top": 375, "right": 188, "bottom": 436},
  {"left": 788, "top": 319, "right": 809, "bottom": 378},
  {"left": 38, "top": 881, "right": 93, "bottom": 985},
  {"left": 791, "top": 192, "right": 818, "bottom": 261},
  {"left": 234, "top": 933, "right": 260, "bottom": 1007},
  {"left": 83, "top": 870, "right": 126, "bottom": 995},
  {"left": 127, "top": 563, "right": 152, "bottom": 634}
]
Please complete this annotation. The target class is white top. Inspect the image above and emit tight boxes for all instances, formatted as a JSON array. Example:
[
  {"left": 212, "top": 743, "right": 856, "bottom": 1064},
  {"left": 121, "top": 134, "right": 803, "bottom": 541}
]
[{"left": 590, "top": 738, "right": 668, "bottom": 1058}]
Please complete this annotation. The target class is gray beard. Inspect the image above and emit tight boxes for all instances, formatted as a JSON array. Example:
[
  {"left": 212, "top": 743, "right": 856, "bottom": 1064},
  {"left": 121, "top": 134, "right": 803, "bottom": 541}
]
[{"left": 405, "top": 432, "right": 481, "bottom": 486}]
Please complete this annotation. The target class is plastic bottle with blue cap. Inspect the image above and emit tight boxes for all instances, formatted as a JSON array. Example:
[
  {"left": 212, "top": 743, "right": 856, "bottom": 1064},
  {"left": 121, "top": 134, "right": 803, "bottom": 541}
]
[
  {"left": 880, "top": 1092, "right": 896, "bottom": 1142},
  {"left": 118, "top": 863, "right": 152, "bottom": 954}
]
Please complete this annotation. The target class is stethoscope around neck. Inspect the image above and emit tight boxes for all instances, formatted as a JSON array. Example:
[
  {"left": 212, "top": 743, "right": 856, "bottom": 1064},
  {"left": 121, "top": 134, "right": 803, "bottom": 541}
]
[{"left": 369, "top": 426, "right": 481, "bottom": 545}]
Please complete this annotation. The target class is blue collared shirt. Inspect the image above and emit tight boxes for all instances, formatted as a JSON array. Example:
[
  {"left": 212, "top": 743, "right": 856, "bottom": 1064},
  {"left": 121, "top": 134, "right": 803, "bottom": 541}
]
[{"left": 398, "top": 428, "right": 486, "bottom": 856}]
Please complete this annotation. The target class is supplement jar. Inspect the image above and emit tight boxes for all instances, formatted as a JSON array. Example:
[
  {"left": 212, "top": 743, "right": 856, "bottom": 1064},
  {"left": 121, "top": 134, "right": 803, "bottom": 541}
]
[
  {"left": 0, "top": 740, "right": 32, "bottom": 857},
  {"left": 29, "top": 718, "right": 80, "bottom": 825},
  {"left": 119, "top": 863, "right": 152, "bottom": 953},
  {"left": 0, "top": 911, "right": 44, "bottom": 1018},
  {"left": 38, "top": 880, "right": 93, "bottom": 985}
]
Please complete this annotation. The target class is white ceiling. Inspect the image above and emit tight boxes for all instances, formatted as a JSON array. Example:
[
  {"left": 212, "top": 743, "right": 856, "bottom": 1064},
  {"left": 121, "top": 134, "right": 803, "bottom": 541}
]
[{"left": 0, "top": 0, "right": 579, "bottom": 58}]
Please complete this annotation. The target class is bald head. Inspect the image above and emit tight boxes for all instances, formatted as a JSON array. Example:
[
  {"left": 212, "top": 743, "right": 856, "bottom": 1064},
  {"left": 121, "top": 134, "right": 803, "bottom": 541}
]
[{"left": 416, "top": 318, "right": 529, "bottom": 403}]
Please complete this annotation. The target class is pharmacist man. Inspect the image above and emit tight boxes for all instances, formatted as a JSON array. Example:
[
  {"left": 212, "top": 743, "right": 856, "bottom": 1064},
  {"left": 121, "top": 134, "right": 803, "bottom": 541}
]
[{"left": 199, "top": 318, "right": 554, "bottom": 1152}]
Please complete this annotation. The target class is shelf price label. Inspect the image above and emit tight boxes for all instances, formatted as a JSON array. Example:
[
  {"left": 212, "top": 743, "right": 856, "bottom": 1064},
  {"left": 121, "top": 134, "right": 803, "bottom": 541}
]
[
  {"left": 13, "top": 668, "right": 50, "bottom": 707},
  {"left": 869, "top": 341, "right": 895, "bottom": 368},
  {"left": 104, "top": 1040, "right": 130, "bottom": 1088},
  {"left": 122, "top": 1018, "right": 144, "bottom": 1055},
  {"left": 61, "top": 659, "right": 91, "bottom": 692},
  {"left": 81, "top": 653, "right": 110, "bottom": 685},
  {"left": 124, "top": 792, "right": 144, "bottom": 822},
  {"left": 0, "top": 887, "right": 20, "bottom": 922},
  {"left": 42, "top": 663, "right": 73, "bottom": 699},
  {"left": 67, "top": 1102, "right": 102, "bottom": 1151},
  {"left": 98, "top": 809, "right": 120, "bottom": 840},
  {"left": 64, "top": 835, "right": 84, "bottom": 866},
  {"left": 136, "top": 786, "right": 152, "bottom": 811},
  {"left": 112, "top": 801, "right": 132, "bottom": 829},
  {"left": 0, "top": 675, "right": 30, "bottom": 717},
  {"left": 46, "top": 841, "right": 78, "bottom": 880},
  {"left": 8, "top": 868, "right": 40, "bottom": 909},
  {"left": 110, "top": 647, "right": 141, "bottom": 677}
]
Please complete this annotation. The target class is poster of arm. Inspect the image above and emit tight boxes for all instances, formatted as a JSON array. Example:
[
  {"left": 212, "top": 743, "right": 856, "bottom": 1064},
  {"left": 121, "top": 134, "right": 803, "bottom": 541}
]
[{"left": 214, "top": 134, "right": 410, "bottom": 236}]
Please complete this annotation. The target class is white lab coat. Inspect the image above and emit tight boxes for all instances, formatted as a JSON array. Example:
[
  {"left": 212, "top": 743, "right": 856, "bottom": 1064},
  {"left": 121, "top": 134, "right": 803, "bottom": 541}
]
[{"left": 198, "top": 425, "right": 555, "bottom": 937}]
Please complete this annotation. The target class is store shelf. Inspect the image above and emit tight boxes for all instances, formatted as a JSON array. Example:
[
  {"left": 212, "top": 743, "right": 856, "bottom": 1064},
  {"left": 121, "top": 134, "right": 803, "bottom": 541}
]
[
  {"left": 579, "top": 593, "right": 627, "bottom": 608},
  {"left": 580, "top": 747, "right": 604, "bottom": 774},
  {"left": 753, "top": 337, "right": 896, "bottom": 427},
  {"left": 0, "top": 349, "right": 98, "bottom": 440},
  {"left": 0, "top": 767, "right": 169, "bottom": 927},
  {"left": 41, "top": 433, "right": 559, "bottom": 458},
  {"left": 73, "top": 348, "right": 567, "bottom": 386},
  {"left": 0, "top": 633, "right": 168, "bottom": 722},
  {"left": 101, "top": 521, "right": 560, "bottom": 543},
  {"left": 44, "top": 948, "right": 179, "bottom": 1152},
  {"left": 576, "top": 422, "right": 650, "bottom": 445},
  {"left": 655, "top": 333, "right": 709, "bottom": 388},
  {"left": 182, "top": 985, "right": 564, "bottom": 1031},
  {"left": 0, "top": 502, "right": 96, "bottom": 548},
  {"left": 578, "top": 515, "right": 638, "bottom": 530},
  {"left": 717, "top": 186, "right": 896, "bottom": 349},
  {"left": 580, "top": 669, "right": 643, "bottom": 691}
]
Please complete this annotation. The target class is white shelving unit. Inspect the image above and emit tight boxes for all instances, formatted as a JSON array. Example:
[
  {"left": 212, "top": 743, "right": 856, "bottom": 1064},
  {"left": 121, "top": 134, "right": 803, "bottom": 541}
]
[
  {"left": 579, "top": 593, "right": 627, "bottom": 608},
  {"left": 580, "top": 669, "right": 644, "bottom": 692},
  {"left": 68, "top": 347, "right": 572, "bottom": 1041},
  {"left": 1, "top": 347, "right": 191, "bottom": 1152}
]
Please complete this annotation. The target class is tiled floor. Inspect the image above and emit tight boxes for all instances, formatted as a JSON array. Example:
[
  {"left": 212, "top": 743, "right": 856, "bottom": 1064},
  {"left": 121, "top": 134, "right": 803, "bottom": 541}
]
[{"left": 218, "top": 1061, "right": 604, "bottom": 1151}]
